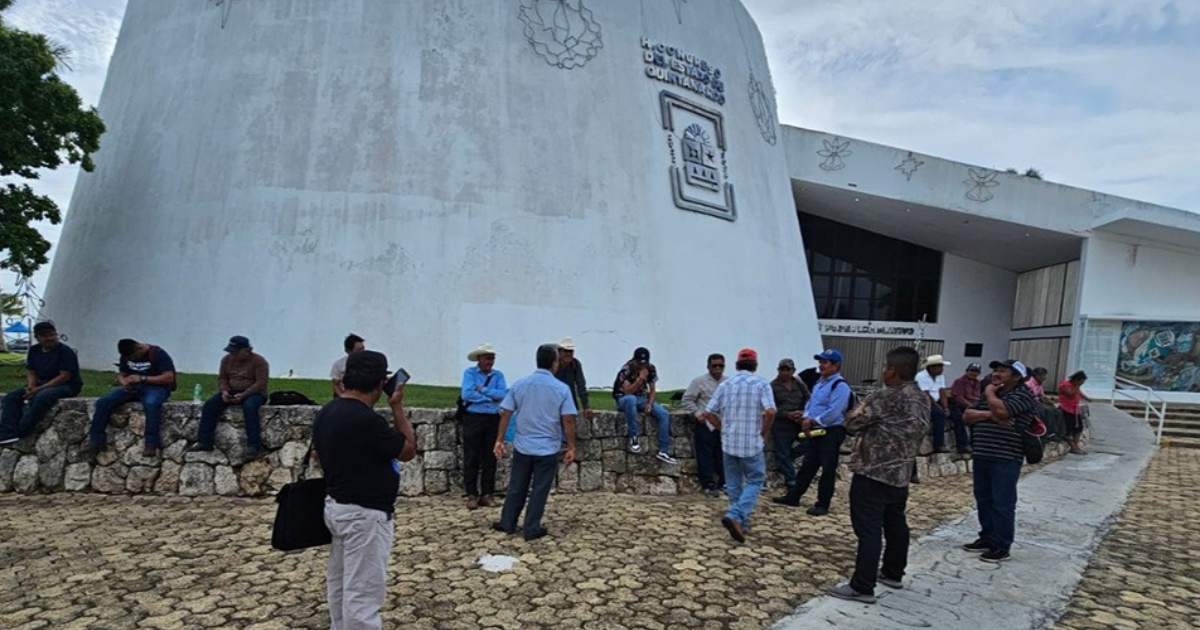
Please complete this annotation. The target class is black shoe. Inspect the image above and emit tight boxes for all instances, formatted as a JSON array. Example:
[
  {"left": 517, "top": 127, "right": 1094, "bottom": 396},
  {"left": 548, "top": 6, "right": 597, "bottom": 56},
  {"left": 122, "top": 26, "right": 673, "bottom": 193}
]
[
  {"left": 806, "top": 505, "right": 829, "bottom": 516},
  {"left": 878, "top": 575, "right": 903, "bottom": 589},
  {"left": 187, "top": 443, "right": 214, "bottom": 452},
  {"left": 243, "top": 446, "right": 264, "bottom": 461},
  {"left": 980, "top": 549, "right": 1010, "bottom": 563},
  {"left": 491, "top": 521, "right": 516, "bottom": 535},
  {"left": 720, "top": 516, "right": 745, "bottom": 543},
  {"left": 962, "top": 539, "right": 991, "bottom": 553},
  {"left": 81, "top": 442, "right": 102, "bottom": 460},
  {"left": 523, "top": 527, "right": 549, "bottom": 541},
  {"left": 771, "top": 495, "right": 800, "bottom": 507}
]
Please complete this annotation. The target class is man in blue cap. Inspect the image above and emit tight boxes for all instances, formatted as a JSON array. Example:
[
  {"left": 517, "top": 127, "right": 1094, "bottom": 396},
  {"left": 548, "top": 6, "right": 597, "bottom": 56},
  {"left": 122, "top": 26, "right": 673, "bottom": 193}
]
[
  {"left": 772, "top": 349, "right": 852, "bottom": 515},
  {"left": 191, "top": 335, "right": 270, "bottom": 460}
]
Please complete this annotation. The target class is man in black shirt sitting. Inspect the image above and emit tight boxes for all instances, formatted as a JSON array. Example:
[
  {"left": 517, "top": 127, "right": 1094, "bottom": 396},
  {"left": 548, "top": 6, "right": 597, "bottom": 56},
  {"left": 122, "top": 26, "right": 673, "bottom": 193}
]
[
  {"left": 313, "top": 350, "right": 416, "bottom": 630},
  {"left": 1, "top": 321, "right": 83, "bottom": 444}
]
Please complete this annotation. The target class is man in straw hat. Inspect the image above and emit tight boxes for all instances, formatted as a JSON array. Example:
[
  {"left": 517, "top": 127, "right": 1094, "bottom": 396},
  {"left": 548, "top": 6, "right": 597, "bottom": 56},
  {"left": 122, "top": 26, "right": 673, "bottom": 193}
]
[
  {"left": 916, "top": 354, "right": 952, "bottom": 454},
  {"left": 460, "top": 342, "right": 508, "bottom": 509},
  {"left": 553, "top": 337, "right": 593, "bottom": 420}
]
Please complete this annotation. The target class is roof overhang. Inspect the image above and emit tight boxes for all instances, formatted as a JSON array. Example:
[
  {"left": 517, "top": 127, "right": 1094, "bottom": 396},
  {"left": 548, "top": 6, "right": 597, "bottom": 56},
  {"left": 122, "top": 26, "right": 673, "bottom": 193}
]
[{"left": 1091, "top": 207, "right": 1200, "bottom": 251}]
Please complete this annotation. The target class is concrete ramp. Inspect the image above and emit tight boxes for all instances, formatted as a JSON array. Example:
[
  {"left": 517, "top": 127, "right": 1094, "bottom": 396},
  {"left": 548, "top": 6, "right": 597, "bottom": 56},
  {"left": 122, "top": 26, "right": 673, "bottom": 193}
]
[{"left": 773, "top": 404, "right": 1157, "bottom": 630}]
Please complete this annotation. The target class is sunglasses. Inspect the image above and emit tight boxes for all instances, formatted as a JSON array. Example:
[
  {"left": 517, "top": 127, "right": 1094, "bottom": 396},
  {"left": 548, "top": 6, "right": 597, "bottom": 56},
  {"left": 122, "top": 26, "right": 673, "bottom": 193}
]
[{"left": 710, "top": 363, "right": 726, "bottom": 369}]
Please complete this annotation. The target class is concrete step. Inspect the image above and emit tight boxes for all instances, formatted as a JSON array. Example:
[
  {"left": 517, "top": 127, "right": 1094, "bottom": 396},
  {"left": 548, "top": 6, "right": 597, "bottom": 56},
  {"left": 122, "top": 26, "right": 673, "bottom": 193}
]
[
  {"left": 1158, "top": 426, "right": 1200, "bottom": 439},
  {"left": 1160, "top": 436, "right": 1200, "bottom": 449}
]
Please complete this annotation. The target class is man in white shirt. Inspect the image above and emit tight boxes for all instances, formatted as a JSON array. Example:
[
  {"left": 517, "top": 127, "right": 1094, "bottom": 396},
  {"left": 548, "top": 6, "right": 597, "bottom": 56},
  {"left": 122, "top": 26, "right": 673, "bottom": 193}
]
[
  {"left": 915, "top": 355, "right": 951, "bottom": 454},
  {"left": 330, "top": 333, "right": 365, "bottom": 397}
]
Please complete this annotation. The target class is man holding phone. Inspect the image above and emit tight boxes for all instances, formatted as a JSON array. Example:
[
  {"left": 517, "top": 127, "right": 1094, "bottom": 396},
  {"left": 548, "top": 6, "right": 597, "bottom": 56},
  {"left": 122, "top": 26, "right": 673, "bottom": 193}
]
[
  {"left": 192, "top": 335, "right": 269, "bottom": 460},
  {"left": 491, "top": 343, "right": 577, "bottom": 541}
]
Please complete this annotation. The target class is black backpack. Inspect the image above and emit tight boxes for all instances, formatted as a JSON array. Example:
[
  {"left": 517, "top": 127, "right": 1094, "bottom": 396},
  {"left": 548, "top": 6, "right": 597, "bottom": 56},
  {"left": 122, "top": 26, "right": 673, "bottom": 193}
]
[
  {"left": 268, "top": 390, "right": 317, "bottom": 406},
  {"left": 835, "top": 378, "right": 857, "bottom": 412},
  {"left": 456, "top": 373, "right": 494, "bottom": 421}
]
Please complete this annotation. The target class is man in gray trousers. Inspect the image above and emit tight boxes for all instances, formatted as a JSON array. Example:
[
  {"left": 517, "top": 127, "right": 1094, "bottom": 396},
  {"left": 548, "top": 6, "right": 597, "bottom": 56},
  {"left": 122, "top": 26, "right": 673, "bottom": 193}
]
[{"left": 313, "top": 351, "right": 416, "bottom": 629}]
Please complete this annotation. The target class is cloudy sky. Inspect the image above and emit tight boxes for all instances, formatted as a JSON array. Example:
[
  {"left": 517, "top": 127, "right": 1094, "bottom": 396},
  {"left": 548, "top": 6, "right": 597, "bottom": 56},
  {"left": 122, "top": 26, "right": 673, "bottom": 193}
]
[{"left": 3, "top": 0, "right": 1198, "bottom": 295}]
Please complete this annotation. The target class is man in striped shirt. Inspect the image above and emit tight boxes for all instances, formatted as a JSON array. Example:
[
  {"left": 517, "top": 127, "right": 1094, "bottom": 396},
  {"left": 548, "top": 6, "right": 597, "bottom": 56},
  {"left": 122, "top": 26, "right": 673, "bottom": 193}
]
[
  {"left": 961, "top": 359, "right": 1037, "bottom": 563},
  {"left": 703, "top": 348, "right": 777, "bottom": 543}
]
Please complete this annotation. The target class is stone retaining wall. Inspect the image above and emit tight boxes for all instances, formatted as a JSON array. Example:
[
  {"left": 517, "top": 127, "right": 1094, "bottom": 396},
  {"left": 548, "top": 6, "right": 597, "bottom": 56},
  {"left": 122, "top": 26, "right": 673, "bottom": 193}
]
[{"left": 0, "top": 399, "right": 1072, "bottom": 497}]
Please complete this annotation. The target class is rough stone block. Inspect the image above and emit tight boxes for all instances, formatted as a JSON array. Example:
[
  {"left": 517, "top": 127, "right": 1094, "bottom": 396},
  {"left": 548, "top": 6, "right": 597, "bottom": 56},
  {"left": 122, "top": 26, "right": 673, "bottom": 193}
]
[
  {"left": 179, "top": 463, "right": 215, "bottom": 496},
  {"left": 602, "top": 449, "right": 627, "bottom": 474},
  {"left": 435, "top": 423, "right": 458, "bottom": 450},
  {"left": 260, "top": 412, "right": 289, "bottom": 449},
  {"left": 184, "top": 449, "right": 229, "bottom": 465},
  {"left": 214, "top": 465, "right": 239, "bottom": 496},
  {"left": 398, "top": 455, "right": 423, "bottom": 496},
  {"left": 558, "top": 463, "right": 579, "bottom": 493},
  {"left": 579, "top": 461, "right": 603, "bottom": 491},
  {"left": 415, "top": 423, "right": 437, "bottom": 450},
  {"left": 126, "top": 466, "right": 159, "bottom": 493},
  {"left": 0, "top": 449, "right": 18, "bottom": 492},
  {"left": 35, "top": 427, "right": 62, "bottom": 461},
  {"left": 578, "top": 439, "right": 602, "bottom": 462},
  {"left": 424, "top": 450, "right": 455, "bottom": 470},
  {"left": 278, "top": 441, "right": 308, "bottom": 468},
  {"left": 162, "top": 439, "right": 187, "bottom": 464},
  {"left": 63, "top": 462, "right": 92, "bottom": 491},
  {"left": 38, "top": 453, "right": 66, "bottom": 490},
  {"left": 238, "top": 459, "right": 273, "bottom": 496},
  {"left": 154, "top": 461, "right": 180, "bottom": 493},
  {"left": 12, "top": 454, "right": 39, "bottom": 493},
  {"left": 424, "top": 470, "right": 449, "bottom": 494},
  {"left": 91, "top": 463, "right": 129, "bottom": 493}
]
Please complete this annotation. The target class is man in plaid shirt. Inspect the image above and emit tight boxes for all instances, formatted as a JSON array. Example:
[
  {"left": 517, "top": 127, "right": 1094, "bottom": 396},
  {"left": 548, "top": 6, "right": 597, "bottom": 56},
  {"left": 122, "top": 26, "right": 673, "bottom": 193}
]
[{"left": 703, "top": 348, "right": 777, "bottom": 542}]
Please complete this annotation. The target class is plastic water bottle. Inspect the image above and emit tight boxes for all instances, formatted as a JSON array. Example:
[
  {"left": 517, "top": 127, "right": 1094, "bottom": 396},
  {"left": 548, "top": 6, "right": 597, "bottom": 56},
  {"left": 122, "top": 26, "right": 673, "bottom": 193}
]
[{"left": 192, "top": 383, "right": 202, "bottom": 404}]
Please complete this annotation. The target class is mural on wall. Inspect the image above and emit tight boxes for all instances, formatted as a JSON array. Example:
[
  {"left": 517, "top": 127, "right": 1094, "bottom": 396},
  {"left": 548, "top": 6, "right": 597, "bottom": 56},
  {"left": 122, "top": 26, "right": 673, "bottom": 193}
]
[
  {"left": 519, "top": 0, "right": 604, "bottom": 70},
  {"left": 1117, "top": 321, "right": 1200, "bottom": 392}
]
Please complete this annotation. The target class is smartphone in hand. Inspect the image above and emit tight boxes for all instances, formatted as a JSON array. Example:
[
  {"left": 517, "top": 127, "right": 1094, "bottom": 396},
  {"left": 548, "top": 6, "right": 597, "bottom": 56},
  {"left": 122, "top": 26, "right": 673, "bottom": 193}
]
[{"left": 383, "top": 368, "right": 412, "bottom": 396}]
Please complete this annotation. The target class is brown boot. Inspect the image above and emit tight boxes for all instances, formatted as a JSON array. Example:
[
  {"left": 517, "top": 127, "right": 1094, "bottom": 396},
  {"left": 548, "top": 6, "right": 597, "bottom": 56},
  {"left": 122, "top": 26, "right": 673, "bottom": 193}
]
[
  {"left": 478, "top": 495, "right": 494, "bottom": 508},
  {"left": 466, "top": 496, "right": 480, "bottom": 510}
]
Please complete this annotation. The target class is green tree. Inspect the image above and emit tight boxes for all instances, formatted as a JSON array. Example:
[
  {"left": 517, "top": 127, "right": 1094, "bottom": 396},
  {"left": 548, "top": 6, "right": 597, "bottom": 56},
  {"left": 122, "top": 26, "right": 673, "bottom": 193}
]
[{"left": 0, "top": 0, "right": 105, "bottom": 277}]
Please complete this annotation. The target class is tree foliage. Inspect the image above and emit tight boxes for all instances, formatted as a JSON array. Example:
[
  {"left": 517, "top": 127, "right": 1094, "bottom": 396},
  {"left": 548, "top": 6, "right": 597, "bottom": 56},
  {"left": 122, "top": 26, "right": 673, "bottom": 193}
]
[{"left": 0, "top": 0, "right": 105, "bottom": 277}]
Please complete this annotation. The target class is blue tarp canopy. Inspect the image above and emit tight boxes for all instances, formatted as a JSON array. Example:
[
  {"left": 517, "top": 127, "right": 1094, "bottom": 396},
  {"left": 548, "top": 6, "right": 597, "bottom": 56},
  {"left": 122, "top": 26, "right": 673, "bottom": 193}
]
[{"left": 3, "top": 321, "right": 30, "bottom": 334}]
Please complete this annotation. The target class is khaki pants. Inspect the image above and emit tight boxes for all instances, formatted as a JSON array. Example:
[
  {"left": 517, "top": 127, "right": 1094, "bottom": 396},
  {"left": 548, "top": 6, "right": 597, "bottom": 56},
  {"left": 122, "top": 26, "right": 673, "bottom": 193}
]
[{"left": 323, "top": 497, "right": 394, "bottom": 630}]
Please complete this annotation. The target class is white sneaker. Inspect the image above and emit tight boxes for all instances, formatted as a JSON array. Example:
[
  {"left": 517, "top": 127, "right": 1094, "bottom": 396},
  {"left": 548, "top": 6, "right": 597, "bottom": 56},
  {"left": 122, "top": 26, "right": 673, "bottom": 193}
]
[
  {"left": 656, "top": 452, "right": 679, "bottom": 465},
  {"left": 627, "top": 438, "right": 642, "bottom": 453},
  {"left": 0, "top": 436, "right": 19, "bottom": 445}
]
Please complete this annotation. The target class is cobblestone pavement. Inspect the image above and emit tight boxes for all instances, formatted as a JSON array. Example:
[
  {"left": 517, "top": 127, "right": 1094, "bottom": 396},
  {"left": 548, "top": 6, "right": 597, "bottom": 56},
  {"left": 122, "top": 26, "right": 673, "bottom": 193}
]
[
  {"left": 1055, "top": 447, "right": 1200, "bottom": 630},
  {"left": 0, "top": 473, "right": 979, "bottom": 629}
]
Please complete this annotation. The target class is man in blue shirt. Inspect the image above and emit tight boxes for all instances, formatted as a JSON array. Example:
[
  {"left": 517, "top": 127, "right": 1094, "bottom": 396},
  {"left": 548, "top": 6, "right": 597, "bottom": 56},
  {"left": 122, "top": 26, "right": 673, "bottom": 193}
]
[
  {"left": 86, "top": 338, "right": 177, "bottom": 458},
  {"left": 773, "top": 349, "right": 851, "bottom": 515},
  {"left": 460, "top": 342, "right": 508, "bottom": 509},
  {"left": 491, "top": 343, "right": 577, "bottom": 541},
  {"left": 1, "top": 322, "right": 83, "bottom": 444}
]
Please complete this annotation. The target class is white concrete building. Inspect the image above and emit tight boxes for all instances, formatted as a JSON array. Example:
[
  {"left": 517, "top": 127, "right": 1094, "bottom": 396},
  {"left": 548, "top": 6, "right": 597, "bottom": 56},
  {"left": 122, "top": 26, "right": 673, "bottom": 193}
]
[{"left": 43, "top": 1, "right": 1200, "bottom": 398}]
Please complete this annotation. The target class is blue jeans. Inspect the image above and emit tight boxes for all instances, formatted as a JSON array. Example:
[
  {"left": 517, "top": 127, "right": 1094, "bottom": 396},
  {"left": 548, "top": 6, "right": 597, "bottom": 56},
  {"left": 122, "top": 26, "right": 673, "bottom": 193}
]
[
  {"left": 197, "top": 392, "right": 265, "bottom": 449},
  {"left": 973, "top": 456, "right": 1022, "bottom": 552},
  {"left": 89, "top": 385, "right": 171, "bottom": 448},
  {"left": 498, "top": 450, "right": 558, "bottom": 536},
  {"left": 723, "top": 451, "right": 766, "bottom": 529},
  {"left": 1, "top": 384, "right": 80, "bottom": 439},
  {"left": 618, "top": 394, "right": 671, "bottom": 454}
]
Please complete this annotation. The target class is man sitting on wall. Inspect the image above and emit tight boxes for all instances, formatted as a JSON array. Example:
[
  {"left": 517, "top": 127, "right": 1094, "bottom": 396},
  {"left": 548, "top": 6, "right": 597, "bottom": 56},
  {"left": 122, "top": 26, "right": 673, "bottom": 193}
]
[
  {"left": 190, "top": 335, "right": 269, "bottom": 460},
  {"left": 0, "top": 321, "right": 83, "bottom": 444},
  {"left": 915, "top": 355, "right": 951, "bottom": 454},
  {"left": 948, "top": 363, "right": 982, "bottom": 455},
  {"left": 330, "top": 333, "right": 365, "bottom": 398},
  {"left": 86, "top": 338, "right": 177, "bottom": 458},
  {"left": 680, "top": 353, "right": 728, "bottom": 496},
  {"left": 613, "top": 347, "right": 677, "bottom": 464}
]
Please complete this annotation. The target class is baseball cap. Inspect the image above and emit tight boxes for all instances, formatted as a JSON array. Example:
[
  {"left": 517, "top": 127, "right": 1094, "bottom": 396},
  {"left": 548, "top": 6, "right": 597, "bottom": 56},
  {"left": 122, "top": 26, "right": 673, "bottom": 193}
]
[
  {"left": 346, "top": 350, "right": 389, "bottom": 381},
  {"left": 737, "top": 348, "right": 758, "bottom": 362},
  {"left": 966, "top": 362, "right": 982, "bottom": 372},
  {"left": 633, "top": 347, "right": 651, "bottom": 362},
  {"left": 814, "top": 349, "right": 843, "bottom": 364},
  {"left": 989, "top": 359, "right": 1028, "bottom": 378},
  {"left": 778, "top": 358, "right": 796, "bottom": 370},
  {"left": 224, "top": 335, "right": 251, "bottom": 352}
]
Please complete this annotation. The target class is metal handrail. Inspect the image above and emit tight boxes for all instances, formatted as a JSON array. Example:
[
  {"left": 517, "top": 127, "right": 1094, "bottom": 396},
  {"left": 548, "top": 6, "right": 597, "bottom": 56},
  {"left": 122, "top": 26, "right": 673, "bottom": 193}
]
[{"left": 1111, "top": 376, "right": 1168, "bottom": 445}]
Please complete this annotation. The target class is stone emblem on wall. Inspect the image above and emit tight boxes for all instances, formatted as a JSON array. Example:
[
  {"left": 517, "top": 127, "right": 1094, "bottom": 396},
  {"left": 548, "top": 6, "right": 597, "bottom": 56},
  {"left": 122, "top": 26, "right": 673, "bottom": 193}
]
[
  {"left": 748, "top": 72, "right": 778, "bottom": 145},
  {"left": 817, "top": 137, "right": 852, "bottom": 171},
  {"left": 895, "top": 151, "right": 924, "bottom": 181},
  {"left": 964, "top": 167, "right": 1000, "bottom": 202},
  {"left": 661, "top": 91, "right": 736, "bottom": 220},
  {"left": 519, "top": 0, "right": 604, "bottom": 70}
]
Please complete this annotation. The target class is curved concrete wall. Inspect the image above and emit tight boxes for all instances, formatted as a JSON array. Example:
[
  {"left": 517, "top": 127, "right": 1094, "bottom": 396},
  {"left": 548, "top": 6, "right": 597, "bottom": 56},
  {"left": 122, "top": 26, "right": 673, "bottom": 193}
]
[{"left": 44, "top": 0, "right": 819, "bottom": 386}]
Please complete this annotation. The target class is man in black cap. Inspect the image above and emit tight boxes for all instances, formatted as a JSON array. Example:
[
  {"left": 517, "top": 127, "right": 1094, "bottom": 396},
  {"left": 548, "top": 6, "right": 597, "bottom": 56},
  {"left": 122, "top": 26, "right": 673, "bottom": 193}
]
[
  {"left": 191, "top": 335, "right": 270, "bottom": 459},
  {"left": 613, "top": 346, "right": 676, "bottom": 463},
  {"left": 314, "top": 350, "right": 416, "bottom": 629},
  {"left": 87, "top": 338, "right": 177, "bottom": 458}
]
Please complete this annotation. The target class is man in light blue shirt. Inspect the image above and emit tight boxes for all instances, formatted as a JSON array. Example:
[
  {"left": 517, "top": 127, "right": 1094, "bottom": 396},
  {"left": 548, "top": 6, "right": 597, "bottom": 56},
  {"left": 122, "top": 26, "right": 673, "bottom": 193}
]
[
  {"left": 491, "top": 343, "right": 577, "bottom": 541},
  {"left": 773, "top": 349, "right": 852, "bottom": 515},
  {"left": 459, "top": 343, "right": 509, "bottom": 509}
]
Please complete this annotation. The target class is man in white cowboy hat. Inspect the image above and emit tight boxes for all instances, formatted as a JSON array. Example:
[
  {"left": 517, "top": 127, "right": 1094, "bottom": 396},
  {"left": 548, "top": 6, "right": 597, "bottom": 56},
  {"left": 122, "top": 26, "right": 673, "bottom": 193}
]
[
  {"left": 553, "top": 337, "right": 593, "bottom": 420},
  {"left": 460, "top": 342, "right": 508, "bottom": 509},
  {"left": 915, "top": 354, "right": 951, "bottom": 454}
]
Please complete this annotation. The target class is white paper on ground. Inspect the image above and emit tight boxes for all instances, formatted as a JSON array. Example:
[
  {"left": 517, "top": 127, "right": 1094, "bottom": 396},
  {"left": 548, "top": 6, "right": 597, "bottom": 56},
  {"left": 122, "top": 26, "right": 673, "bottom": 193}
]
[{"left": 478, "top": 554, "right": 518, "bottom": 573}]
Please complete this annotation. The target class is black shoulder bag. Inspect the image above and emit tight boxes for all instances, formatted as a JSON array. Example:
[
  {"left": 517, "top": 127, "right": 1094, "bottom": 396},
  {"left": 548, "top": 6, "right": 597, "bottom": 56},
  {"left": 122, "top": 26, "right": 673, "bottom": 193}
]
[
  {"left": 456, "top": 373, "right": 494, "bottom": 421},
  {"left": 271, "top": 440, "right": 331, "bottom": 551}
]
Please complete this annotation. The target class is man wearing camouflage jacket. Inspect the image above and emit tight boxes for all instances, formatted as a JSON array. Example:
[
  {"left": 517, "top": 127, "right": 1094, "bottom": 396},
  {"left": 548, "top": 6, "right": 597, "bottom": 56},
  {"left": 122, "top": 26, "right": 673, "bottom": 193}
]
[{"left": 828, "top": 346, "right": 930, "bottom": 604}]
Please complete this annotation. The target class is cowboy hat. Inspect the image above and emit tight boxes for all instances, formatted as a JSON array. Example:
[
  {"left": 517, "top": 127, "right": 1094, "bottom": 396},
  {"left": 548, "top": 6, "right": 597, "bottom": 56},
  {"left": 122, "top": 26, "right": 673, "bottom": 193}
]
[
  {"left": 922, "top": 354, "right": 951, "bottom": 368},
  {"left": 467, "top": 342, "right": 497, "bottom": 361},
  {"left": 558, "top": 337, "right": 576, "bottom": 351}
]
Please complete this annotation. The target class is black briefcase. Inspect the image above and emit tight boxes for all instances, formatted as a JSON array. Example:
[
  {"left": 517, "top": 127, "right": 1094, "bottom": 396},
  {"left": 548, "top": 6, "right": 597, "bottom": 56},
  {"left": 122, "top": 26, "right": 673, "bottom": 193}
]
[{"left": 271, "top": 444, "right": 331, "bottom": 551}]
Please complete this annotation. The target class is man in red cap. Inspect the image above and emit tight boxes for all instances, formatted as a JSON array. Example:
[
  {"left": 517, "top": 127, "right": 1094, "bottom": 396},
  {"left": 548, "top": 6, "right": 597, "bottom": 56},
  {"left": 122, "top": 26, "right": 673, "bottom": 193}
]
[{"left": 702, "top": 348, "right": 777, "bottom": 542}]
